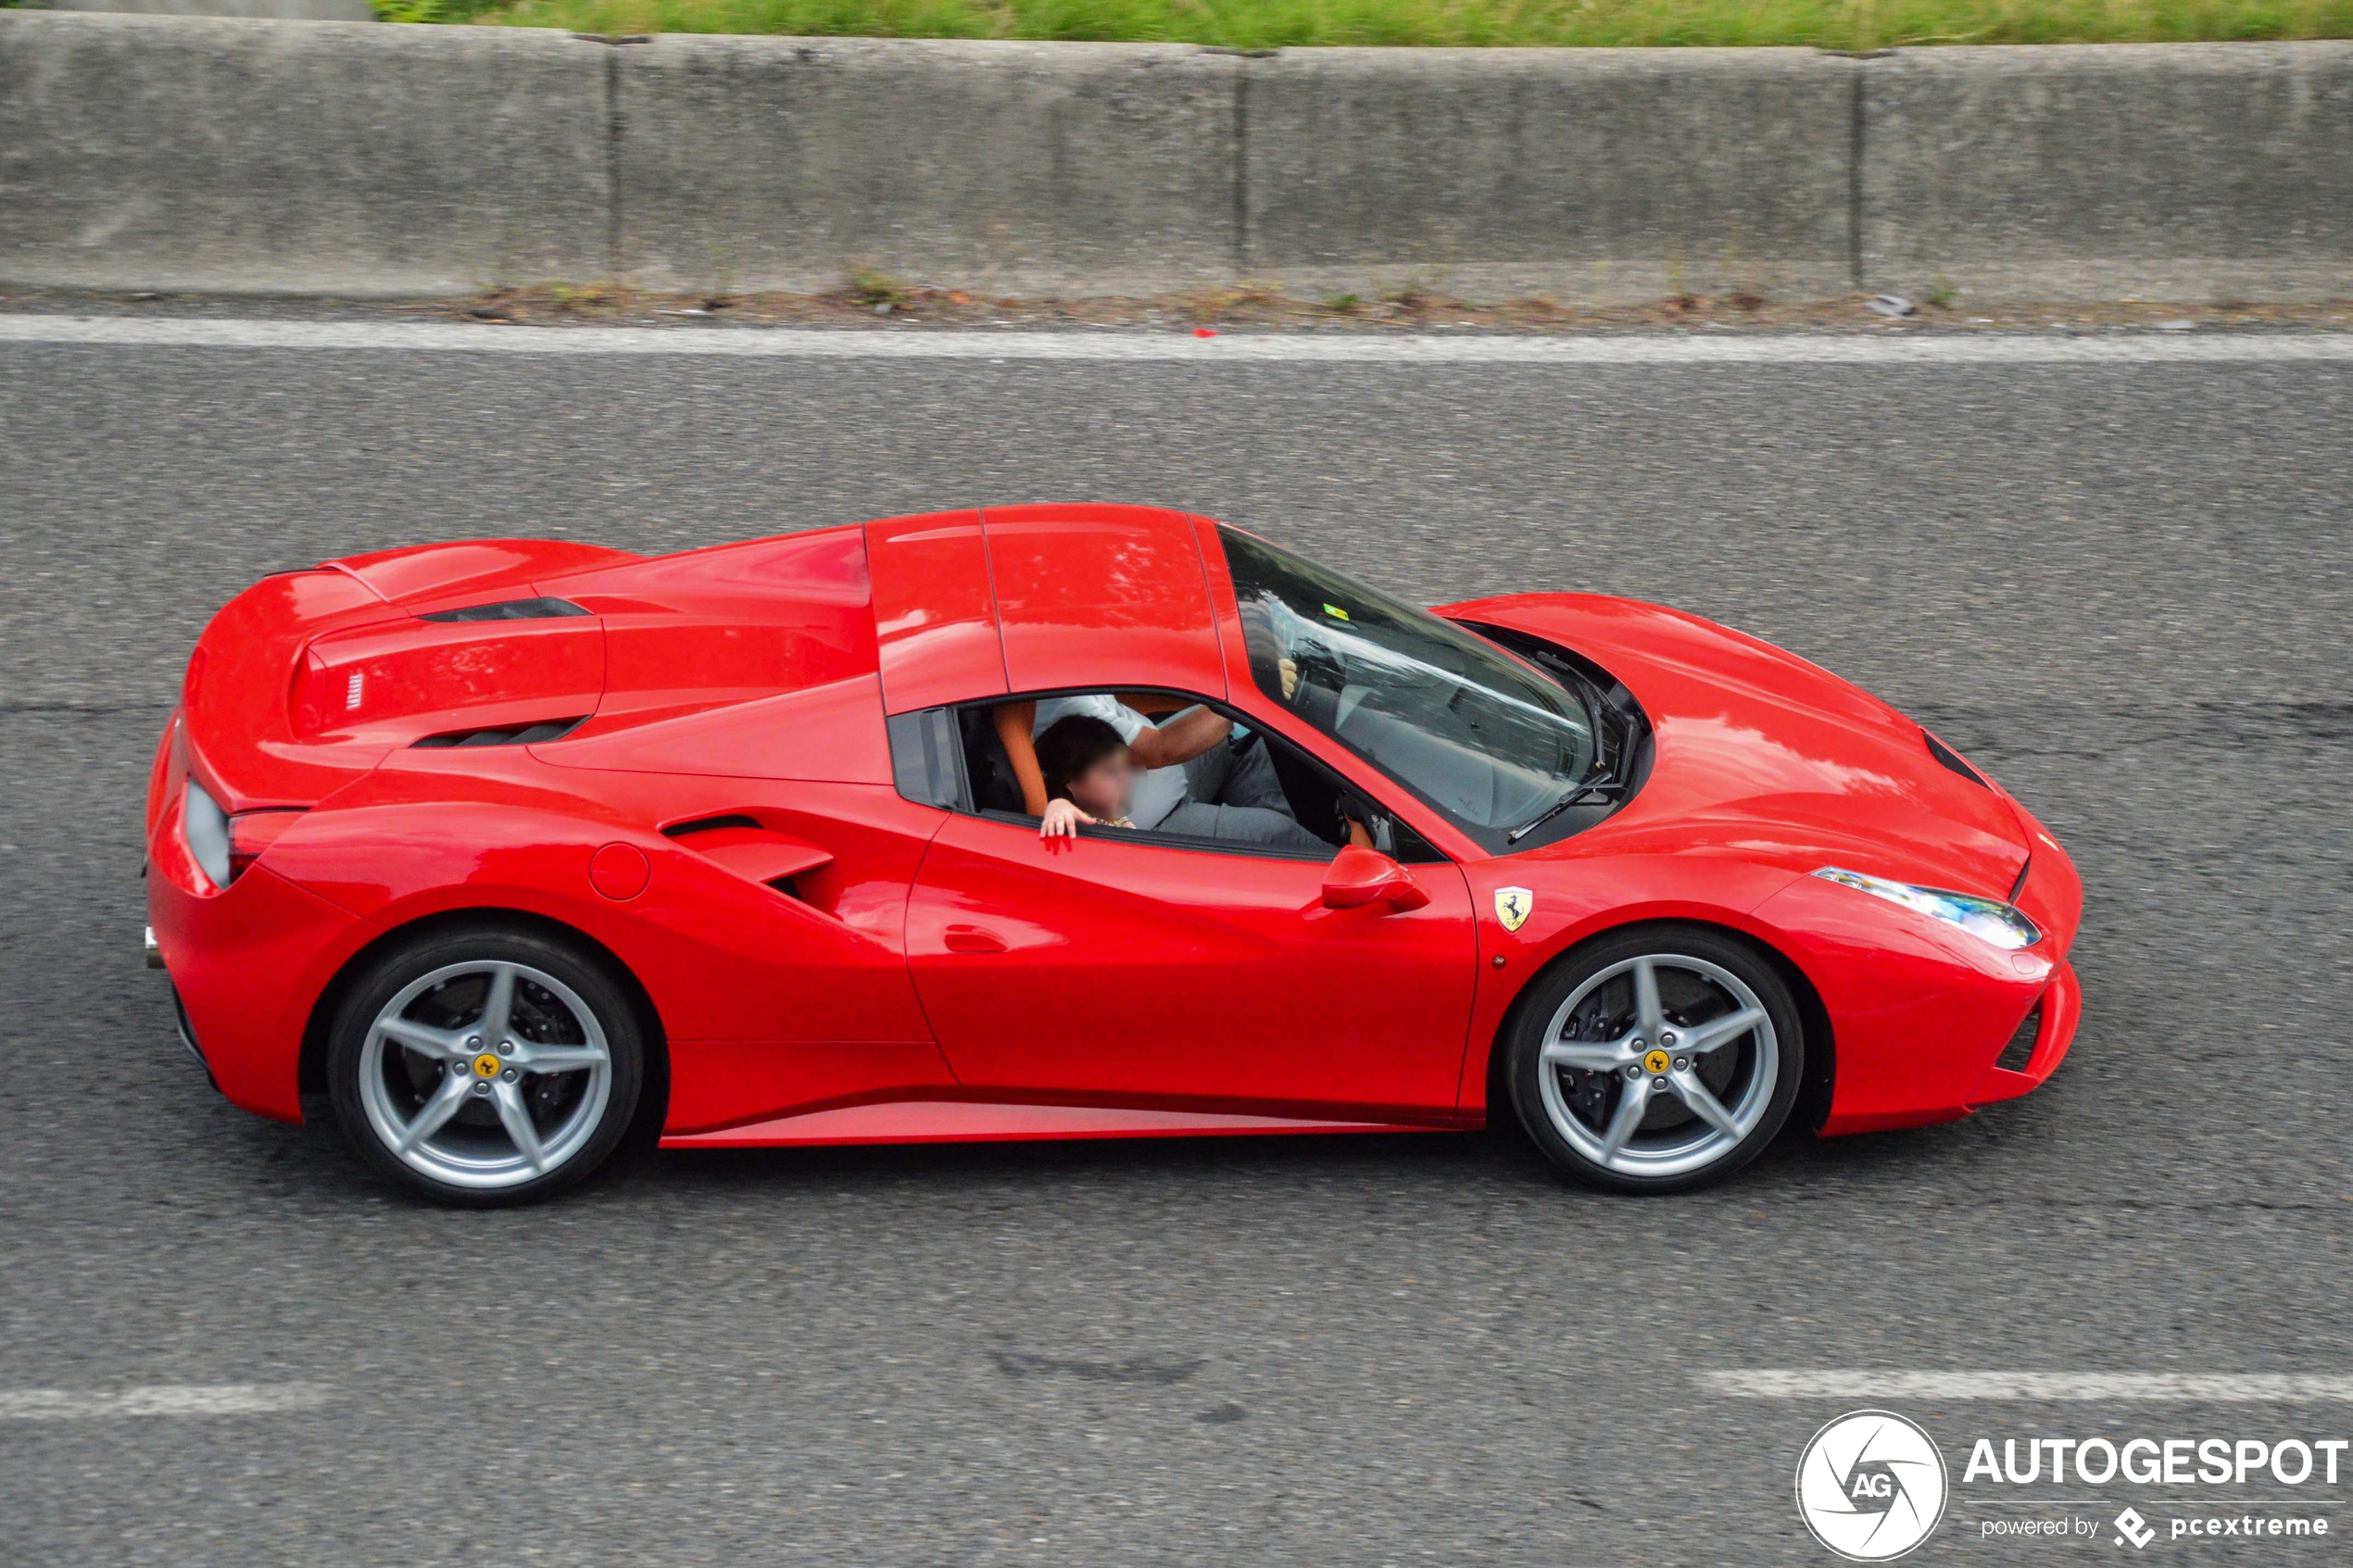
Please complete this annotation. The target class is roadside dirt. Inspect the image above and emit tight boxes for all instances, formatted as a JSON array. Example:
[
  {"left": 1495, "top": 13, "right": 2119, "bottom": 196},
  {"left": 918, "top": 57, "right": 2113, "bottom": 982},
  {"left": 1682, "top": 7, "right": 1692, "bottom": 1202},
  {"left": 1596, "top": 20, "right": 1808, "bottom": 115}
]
[{"left": 9, "top": 282, "right": 2350, "bottom": 332}]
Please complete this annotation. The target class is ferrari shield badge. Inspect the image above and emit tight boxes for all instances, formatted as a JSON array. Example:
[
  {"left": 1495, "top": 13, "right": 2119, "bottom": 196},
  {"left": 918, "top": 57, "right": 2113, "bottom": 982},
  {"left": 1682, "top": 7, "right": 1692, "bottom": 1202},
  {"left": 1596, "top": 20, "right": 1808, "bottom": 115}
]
[{"left": 1494, "top": 887, "right": 1534, "bottom": 932}]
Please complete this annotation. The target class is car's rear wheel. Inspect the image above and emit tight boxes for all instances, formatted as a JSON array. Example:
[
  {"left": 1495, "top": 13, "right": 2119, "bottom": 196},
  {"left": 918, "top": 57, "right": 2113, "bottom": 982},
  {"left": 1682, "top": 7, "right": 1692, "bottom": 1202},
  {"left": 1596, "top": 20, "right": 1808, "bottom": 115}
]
[
  {"left": 1506, "top": 925, "right": 1803, "bottom": 1195},
  {"left": 327, "top": 926, "right": 643, "bottom": 1206}
]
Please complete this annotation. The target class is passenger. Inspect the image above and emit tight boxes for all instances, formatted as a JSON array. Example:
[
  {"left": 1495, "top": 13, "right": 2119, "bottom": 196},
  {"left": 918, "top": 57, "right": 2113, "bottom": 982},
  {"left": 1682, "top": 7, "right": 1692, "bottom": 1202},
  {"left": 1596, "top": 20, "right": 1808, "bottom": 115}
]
[
  {"left": 1036, "top": 715, "right": 1139, "bottom": 838},
  {"left": 1034, "top": 713, "right": 1323, "bottom": 850},
  {"left": 1031, "top": 693, "right": 1299, "bottom": 839}
]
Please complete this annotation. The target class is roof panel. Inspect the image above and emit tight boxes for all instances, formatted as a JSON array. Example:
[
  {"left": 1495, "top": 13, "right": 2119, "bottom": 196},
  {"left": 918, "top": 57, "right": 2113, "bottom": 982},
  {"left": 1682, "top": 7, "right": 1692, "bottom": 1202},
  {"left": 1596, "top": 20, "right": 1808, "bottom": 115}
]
[
  {"left": 865, "top": 510, "right": 1008, "bottom": 714},
  {"left": 983, "top": 504, "right": 1227, "bottom": 700}
]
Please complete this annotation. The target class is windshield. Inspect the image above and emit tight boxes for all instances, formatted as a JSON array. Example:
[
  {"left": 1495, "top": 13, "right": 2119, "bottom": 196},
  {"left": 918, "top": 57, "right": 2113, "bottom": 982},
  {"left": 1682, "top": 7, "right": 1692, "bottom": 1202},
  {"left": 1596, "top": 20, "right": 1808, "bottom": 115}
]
[{"left": 1218, "top": 526, "right": 1598, "bottom": 845}]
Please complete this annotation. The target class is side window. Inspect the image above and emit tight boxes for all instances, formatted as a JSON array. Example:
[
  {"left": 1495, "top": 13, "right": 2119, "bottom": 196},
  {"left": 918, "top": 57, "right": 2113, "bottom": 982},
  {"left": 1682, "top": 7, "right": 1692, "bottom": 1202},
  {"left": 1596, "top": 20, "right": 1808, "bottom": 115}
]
[
  {"left": 914, "top": 689, "right": 1446, "bottom": 864},
  {"left": 887, "top": 708, "right": 964, "bottom": 810},
  {"left": 1263, "top": 731, "right": 1447, "bottom": 865}
]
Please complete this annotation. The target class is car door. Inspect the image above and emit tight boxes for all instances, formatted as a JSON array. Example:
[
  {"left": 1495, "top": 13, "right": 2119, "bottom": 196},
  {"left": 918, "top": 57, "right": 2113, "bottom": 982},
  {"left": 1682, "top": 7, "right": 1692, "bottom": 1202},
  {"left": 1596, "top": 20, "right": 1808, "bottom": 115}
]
[{"left": 903, "top": 787, "right": 1478, "bottom": 1118}]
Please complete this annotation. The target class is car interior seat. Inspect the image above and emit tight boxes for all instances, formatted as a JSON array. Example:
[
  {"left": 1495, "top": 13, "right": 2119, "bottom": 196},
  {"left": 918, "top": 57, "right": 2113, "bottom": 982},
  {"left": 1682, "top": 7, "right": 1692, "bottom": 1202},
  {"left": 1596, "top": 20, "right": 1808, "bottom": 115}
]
[{"left": 956, "top": 706, "right": 1027, "bottom": 815}]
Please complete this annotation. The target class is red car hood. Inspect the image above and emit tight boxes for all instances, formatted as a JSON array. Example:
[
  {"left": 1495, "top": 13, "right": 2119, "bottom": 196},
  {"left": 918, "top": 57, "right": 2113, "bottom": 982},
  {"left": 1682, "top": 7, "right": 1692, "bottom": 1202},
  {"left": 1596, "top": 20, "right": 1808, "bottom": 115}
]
[{"left": 1442, "top": 593, "right": 2032, "bottom": 898}]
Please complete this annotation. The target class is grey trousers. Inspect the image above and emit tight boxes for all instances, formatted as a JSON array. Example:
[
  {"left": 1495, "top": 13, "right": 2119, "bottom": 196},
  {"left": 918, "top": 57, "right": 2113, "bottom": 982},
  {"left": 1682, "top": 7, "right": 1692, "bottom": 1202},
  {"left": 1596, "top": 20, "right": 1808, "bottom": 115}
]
[
  {"left": 1181, "top": 734, "right": 1293, "bottom": 818},
  {"left": 1162, "top": 737, "right": 1323, "bottom": 848},
  {"left": 1157, "top": 800, "right": 1324, "bottom": 847}
]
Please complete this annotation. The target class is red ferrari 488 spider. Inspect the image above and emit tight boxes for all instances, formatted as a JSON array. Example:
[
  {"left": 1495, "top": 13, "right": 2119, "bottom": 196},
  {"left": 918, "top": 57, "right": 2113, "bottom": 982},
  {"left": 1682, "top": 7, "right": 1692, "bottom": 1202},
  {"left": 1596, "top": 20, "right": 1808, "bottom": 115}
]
[{"left": 146, "top": 505, "right": 2081, "bottom": 1203}]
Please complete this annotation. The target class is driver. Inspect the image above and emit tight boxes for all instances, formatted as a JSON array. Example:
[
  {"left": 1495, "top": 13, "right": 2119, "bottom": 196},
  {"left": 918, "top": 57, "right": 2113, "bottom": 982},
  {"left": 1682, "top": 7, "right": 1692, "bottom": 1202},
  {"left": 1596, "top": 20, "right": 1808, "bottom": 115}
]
[{"left": 1031, "top": 709, "right": 1320, "bottom": 848}]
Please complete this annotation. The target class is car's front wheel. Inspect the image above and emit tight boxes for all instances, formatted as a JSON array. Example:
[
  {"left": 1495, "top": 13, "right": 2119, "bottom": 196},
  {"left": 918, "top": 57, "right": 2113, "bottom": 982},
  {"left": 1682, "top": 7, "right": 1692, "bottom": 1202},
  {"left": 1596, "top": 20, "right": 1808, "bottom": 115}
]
[
  {"left": 1506, "top": 925, "right": 1803, "bottom": 1194},
  {"left": 327, "top": 926, "right": 644, "bottom": 1205}
]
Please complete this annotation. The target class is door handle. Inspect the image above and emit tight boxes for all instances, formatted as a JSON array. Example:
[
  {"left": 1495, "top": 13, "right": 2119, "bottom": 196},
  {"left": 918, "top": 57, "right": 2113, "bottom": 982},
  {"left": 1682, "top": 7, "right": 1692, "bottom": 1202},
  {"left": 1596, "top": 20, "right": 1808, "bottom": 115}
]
[{"left": 943, "top": 924, "right": 1008, "bottom": 954}]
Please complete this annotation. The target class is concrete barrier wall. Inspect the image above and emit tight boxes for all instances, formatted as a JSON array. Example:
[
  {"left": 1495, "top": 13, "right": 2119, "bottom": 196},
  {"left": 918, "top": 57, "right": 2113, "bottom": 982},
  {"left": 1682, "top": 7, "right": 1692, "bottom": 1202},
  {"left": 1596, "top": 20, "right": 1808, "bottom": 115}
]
[
  {"left": 1861, "top": 44, "right": 2353, "bottom": 302},
  {"left": 0, "top": 13, "right": 607, "bottom": 295},
  {"left": 1, "top": 14, "right": 2347, "bottom": 302},
  {"left": 1240, "top": 48, "right": 1854, "bottom": 302},
  {"left": 619, "top": 39, "right": 1239, "bottom": 295}
]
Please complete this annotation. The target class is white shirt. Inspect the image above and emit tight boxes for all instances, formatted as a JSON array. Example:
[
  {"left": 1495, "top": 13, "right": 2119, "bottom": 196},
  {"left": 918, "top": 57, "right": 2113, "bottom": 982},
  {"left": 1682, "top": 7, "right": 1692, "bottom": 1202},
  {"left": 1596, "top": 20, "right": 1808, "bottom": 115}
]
[{"left": 1033, "top": 694, "right": 1190, "bottom": 830}]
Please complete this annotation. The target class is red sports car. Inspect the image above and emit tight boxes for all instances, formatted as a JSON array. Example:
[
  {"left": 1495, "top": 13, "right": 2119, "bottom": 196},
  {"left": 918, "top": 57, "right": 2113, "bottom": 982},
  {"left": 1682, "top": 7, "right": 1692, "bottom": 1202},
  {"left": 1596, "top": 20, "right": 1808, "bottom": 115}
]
[{"left": 146, "top": 505, "right": 2082, "bottom": 1204}]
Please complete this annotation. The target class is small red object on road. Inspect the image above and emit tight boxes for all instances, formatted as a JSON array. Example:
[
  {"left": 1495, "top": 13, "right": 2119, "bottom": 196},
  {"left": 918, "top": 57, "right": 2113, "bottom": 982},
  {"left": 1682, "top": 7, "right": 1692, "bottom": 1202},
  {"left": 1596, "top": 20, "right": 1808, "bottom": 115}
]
[{"left": 1193, "top": 328, "right": 1216, "bottom": 338}]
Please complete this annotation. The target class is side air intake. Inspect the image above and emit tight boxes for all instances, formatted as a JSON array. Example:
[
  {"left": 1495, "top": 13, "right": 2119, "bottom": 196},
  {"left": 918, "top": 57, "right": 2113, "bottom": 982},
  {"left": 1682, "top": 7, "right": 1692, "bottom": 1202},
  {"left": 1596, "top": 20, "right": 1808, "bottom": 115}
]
[
  {"left": 418, "top": 597, "right": 590, "bottom": 623},
  {"left": 661, "top": 814, "right": 762, "bottom": 838},
  {"left": 1994, "top": 1002, "right": 2042, "bottom": 1073},
  {"left": 412, "top": 717, "right": 587, "bottom": 748}
]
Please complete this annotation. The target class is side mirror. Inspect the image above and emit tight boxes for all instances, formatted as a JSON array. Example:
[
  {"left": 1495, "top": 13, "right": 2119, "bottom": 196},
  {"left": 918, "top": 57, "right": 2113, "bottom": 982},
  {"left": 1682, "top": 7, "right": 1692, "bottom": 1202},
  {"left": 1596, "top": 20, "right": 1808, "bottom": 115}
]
[{"left": 1321, "top": 844, "right": 1430, "bottom": 913}]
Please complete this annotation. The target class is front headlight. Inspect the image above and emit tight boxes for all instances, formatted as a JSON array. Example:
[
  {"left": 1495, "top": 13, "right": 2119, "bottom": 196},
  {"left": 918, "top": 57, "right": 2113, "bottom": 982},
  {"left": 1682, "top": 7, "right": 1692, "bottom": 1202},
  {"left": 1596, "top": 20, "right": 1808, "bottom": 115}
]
[{"left": 1812, "top": 865, "right": 2042, "bottom": 951}]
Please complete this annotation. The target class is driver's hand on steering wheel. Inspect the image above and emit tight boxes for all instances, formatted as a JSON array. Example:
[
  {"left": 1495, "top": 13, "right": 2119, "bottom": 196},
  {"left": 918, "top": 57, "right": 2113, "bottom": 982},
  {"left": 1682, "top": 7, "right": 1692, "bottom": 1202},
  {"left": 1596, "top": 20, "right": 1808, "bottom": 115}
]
[{"left": 1278, "top": 657, "right": 1298, "bottom": 701}]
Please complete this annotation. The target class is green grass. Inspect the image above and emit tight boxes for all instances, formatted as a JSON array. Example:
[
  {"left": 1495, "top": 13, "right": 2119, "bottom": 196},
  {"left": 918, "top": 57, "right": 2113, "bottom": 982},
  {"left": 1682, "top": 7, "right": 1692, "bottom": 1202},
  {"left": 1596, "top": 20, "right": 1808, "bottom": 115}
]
[{"left": 389, "top": 0, "right": 2353, "bottom": 48}]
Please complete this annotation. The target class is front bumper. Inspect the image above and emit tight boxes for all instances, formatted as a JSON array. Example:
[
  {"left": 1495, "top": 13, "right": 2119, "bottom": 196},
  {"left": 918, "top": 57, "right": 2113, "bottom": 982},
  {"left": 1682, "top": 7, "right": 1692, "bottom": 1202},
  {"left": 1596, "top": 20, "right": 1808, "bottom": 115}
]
[
  {"left": 1755, "top": 842, "right": 2084, "bottom": 1138},
  {"left": 1961, "top": 957, "right": 2082, "bottom": 1110}
]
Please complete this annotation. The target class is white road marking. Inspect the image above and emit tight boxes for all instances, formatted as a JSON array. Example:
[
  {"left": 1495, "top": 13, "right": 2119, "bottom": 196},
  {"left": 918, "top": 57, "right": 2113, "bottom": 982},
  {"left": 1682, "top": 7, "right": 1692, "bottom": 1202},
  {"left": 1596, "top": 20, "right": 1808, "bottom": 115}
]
[
  {"left": 0, "top": 1383, "right": 332, "bottom": 1419},
  {"left": 1, "top": 316, "right": 2349, "bottom": 365},
  {"left": 1700, "top": 1371, "right": 2353, "bottom": 1401}
]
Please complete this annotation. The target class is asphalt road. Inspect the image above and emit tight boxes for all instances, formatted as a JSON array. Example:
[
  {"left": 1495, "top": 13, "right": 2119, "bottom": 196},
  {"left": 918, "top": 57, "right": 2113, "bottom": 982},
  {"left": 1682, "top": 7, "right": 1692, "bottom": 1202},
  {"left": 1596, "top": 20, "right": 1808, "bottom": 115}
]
[{"left": 2, "top": 332, "right": 2349, "bottom": 1566}]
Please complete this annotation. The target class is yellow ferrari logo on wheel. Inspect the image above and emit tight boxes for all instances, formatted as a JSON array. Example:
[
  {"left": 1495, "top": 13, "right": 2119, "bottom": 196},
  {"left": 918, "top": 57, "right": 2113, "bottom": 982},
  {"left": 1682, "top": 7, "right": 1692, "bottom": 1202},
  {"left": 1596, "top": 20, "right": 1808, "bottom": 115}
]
[
  {"left": 1494, "top": 887, "right": 1533, "bottom": 932},
  {"left": 1643, "top": 1049, "right": 1672, "bottom": 1075},
  {"left": 472, "top": 1053, "right": 502, "bottom": 1078}
]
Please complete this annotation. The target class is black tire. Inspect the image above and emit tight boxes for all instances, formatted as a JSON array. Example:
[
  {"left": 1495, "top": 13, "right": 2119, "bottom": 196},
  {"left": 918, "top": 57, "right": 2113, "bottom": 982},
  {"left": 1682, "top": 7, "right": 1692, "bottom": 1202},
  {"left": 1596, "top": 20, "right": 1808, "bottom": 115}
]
[
  {"left": 1505, "top": 923, "right": 1804, "bottom": 1195},
  {"left": 326, "top": 924, "right": 645, "bottom": 1207}
]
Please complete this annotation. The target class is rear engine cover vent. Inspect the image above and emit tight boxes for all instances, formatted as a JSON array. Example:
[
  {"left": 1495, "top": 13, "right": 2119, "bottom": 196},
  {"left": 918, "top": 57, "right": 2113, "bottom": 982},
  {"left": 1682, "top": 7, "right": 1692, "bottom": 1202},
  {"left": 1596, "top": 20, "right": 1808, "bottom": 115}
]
[
  {"left": 1995, "top": 1003, "right": 2042, "bottom": 1073},
  {"left": 413, "top": 717, "right": 587, "bottom": 748},
  {"left": 419, "top": 597, "right": 590, "bottom": 623},
  {"left": 1924, "top": 731, "right": 1988, "bottom": 788}
]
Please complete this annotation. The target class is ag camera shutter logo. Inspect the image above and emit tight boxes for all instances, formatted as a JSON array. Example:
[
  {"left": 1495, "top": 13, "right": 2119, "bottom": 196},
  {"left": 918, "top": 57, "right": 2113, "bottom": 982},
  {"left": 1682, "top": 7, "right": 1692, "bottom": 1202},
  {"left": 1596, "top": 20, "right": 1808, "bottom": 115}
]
[{"left": 1795, "top": 1410, "right": 1949, "bottom": 1561}]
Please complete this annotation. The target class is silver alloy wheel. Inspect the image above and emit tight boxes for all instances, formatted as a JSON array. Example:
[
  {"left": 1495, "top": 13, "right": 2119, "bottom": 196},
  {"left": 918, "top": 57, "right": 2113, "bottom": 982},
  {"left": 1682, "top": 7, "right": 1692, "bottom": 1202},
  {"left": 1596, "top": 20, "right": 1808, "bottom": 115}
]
[
  {"left": 356, "top": 960, "right": 612, "bottom": 1192},
  {"left": 1534, "top": 952, "right": 1780, "bottom": 1180}
]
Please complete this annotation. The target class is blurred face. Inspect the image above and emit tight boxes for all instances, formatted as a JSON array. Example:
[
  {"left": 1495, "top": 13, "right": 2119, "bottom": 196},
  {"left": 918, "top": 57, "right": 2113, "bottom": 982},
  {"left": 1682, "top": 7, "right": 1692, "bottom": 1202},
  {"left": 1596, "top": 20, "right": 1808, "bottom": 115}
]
[{"left": 1065, "top": 748, "right": 1135, "bottom": 819}]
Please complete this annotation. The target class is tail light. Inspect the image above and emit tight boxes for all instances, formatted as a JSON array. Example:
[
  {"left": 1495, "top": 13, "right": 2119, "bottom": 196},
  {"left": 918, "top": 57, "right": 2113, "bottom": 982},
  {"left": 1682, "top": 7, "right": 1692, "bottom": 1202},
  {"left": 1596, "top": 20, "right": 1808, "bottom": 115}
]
[
  {"left": 182, "top": 781, "right": 305, "bottom": 890},
  {"left": 228, "top": 809, "right": 306, "bottom": 884}
]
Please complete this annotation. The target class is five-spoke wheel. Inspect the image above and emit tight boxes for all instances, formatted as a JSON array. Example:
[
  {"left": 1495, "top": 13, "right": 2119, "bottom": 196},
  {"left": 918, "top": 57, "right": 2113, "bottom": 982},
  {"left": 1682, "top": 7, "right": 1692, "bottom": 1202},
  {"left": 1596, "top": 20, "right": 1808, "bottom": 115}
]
[
  {"left": 1507, "top": 925, "right": 1803, "bottom": 1193},
  {"left": 328, "top": 927, "right": 644, "bottom": 1204}
]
